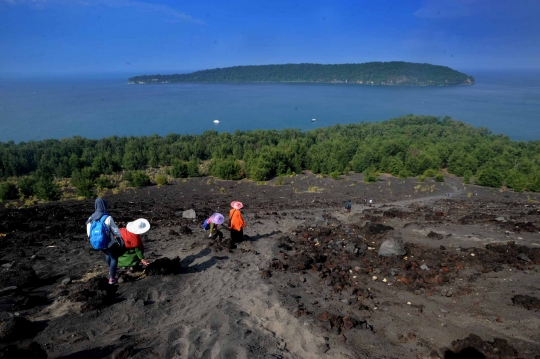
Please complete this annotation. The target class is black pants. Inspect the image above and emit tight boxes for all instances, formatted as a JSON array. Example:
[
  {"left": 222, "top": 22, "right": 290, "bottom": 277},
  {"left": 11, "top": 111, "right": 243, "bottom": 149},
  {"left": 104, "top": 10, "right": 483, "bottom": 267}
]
[
  {"left": 230, "top": 228, "right": 243, "bottom": 243},
  {"left": 210, "top": 230, "right": 223, "bottom": 241}
]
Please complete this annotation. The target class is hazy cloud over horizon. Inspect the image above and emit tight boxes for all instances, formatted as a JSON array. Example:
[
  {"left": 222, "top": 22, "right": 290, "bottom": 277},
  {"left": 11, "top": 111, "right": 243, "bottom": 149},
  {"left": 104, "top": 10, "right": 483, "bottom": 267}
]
[
  {"left": 3, "top": 0, "right": 203, "bottom": 23},
  {"left": 0, "top": 0, "right": 538, "bottom": 74}
]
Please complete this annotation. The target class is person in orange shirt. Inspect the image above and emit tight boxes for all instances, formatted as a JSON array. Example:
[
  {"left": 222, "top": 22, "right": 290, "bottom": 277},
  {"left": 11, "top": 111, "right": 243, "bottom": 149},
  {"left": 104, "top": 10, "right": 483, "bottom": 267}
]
[
  {"left": 117, "top": 218, "right": 150, "bottom": 270},
  {"left": 229, "top": 201, "right": 246, "bottom": 243}
]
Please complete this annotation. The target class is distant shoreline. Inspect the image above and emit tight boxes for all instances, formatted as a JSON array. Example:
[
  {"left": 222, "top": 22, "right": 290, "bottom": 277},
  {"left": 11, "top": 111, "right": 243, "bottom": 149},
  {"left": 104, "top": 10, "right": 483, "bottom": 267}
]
[
  {"left": 128, "top": 80, "right": 475, "bottom": 87},
  {"left": 129, "top": 62, "right": 475, "bottom": 87}
]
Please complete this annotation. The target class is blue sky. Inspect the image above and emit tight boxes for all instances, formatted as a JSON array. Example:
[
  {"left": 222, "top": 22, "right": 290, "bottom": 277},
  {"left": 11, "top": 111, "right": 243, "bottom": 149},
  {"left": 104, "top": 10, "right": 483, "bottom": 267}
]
[{"left": 0, "top": 0, "right": 538, "bottom": 75}]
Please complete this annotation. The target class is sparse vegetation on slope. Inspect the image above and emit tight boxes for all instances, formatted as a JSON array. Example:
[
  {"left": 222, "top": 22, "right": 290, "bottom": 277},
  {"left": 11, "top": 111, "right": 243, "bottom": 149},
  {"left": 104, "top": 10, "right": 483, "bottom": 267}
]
[{"left": 1, "top": 115, "right": 539, "bottom": 201}]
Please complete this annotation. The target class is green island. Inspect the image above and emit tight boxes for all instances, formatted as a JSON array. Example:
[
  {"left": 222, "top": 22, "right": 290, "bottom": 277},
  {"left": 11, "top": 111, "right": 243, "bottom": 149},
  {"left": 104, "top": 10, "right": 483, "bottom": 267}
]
[
  {"left": 1, "top": 115, "right": 539, "bottom": 203},
  {"left": 128, "top": 62, "right": 474, "bottom": 86}
]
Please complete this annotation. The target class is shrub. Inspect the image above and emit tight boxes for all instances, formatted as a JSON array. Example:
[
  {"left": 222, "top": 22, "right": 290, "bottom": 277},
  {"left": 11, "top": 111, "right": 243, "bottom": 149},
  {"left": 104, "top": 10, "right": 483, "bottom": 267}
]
[
  {"left": 187, "top": 159, "right": 200, "bottom": 177},
  {"left": 96, "top": 176, "right": 115, "bottom": 189},
  {"left": 363, "top": 171, "right": 378, "bottom": 183},
  {"left": 476, "top": 168, "right": 503, "bottom": 188},
  {"left": 527, "top": 174, "right": 540, "bottom": 192},
  {"left": 248, "top": 164, "right": 271, "bottom": 181},
  {"left": 505, "top": 170, "right": 528, "bottom": 192},
  {"left": 170, "top": 161, "right": 188, "bottom": 178},
  {"left": 155, "top": 174, "right": 168, "bottom": 186},
  {"left": 34, "top": 177, "right": 61, "bottom": 201},
  {"left": 424, "top": 169, "right": 437, "bottom": 177},
  {"left": 71, "top": 168, "right": 98, "bottom": 198},
  {"left": 398, "top": 170, "right": 412, "bottom": 178},
  {"left": 417, "top": 175, "right": 426, "bottom": 182},
  {"left": 0, "top": 182, "right": 19, "bottom": 201},
  {"left": 434, "top": 173, "right": 444, "bottom": 182},
  {"left": 17, "top": 177, "right": 36, "bottom": 197},
  {"left": 463, "top": 170, "right": 473, "bottom": 184},
  {"left": 210, "top": 158, "right": 243, "bottom": 180},
  {"left": 123, "top": 171, "right": 133, "bottom": 182},
  {"left": 329, "top": 171, "right": 341, "bottom": 180},
  {"left": 129, "top": 171, "right": 151, "bottom": 188}
]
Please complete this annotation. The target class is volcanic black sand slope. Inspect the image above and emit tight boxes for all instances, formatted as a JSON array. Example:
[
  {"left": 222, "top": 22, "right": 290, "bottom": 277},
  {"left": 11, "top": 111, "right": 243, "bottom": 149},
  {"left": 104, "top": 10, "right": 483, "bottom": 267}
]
[{"left": 1, "top": 173, "right": 539, "bottom": 359}]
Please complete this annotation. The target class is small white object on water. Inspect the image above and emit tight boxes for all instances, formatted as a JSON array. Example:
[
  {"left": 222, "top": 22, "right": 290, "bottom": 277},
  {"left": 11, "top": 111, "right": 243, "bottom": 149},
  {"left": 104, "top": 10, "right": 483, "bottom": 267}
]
[{"left": 213, "top": 119, "right": 220, "bottom": 124}]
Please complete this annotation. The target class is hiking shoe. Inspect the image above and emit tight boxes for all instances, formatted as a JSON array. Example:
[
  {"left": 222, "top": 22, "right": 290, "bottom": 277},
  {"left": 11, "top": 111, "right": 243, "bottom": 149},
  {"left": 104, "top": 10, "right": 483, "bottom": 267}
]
[{"left": 108, "top": 277, "right": 118, "bottom": 285}]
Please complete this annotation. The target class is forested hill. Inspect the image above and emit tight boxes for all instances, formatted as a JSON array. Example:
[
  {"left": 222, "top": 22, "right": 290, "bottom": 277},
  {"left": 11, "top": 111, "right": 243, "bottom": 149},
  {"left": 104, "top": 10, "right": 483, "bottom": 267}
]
[
  {"left": 129, "top": 62, "right": 474, "bottom": 86},
  {"left": 1, "top": 116, "right": 540, "bottom": 203}
]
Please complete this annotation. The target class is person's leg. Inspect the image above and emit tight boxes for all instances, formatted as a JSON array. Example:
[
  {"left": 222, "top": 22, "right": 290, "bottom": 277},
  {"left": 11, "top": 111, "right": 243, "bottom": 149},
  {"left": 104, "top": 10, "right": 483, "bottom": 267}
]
[
  {"left": 109, "top": 247, "right": 119, "bottom": 278},
  {"left": 109, "top": 255, "right": 118, "bottom": 278},
  {"left": 104, "top": 247, "right": 119, "bottom": 279},
  {"left": 238, "top": 228, "right": 244, "bottom": 242},
  {"left": 102, "top": 249, "right": 114, "bottom": 281}
]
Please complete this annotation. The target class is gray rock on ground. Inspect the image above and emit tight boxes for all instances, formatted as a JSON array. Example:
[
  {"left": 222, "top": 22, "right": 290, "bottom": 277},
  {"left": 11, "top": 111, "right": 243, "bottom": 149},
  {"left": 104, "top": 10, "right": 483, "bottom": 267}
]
[
  {"left": 378, "top": 237, "right": 406, "bottom": 257},
  {"left": 182, "top": 209, "right": 197, "bottom": 219}
]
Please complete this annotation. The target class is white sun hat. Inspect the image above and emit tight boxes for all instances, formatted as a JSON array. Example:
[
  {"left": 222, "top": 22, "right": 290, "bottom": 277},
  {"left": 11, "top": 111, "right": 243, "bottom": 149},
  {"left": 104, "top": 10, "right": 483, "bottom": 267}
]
[{"left": 126, "top": 218, "right": 151, "bottom": 234}]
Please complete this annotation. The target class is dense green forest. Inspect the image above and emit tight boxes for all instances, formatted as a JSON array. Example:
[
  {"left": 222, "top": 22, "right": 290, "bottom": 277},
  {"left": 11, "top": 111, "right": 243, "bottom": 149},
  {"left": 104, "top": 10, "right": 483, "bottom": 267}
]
[
  {"left": 1, "top": 115, "right": 539, "bottom": 201},
  {"left": 129, "top": 62, "right": 474, "bottom": 86}
]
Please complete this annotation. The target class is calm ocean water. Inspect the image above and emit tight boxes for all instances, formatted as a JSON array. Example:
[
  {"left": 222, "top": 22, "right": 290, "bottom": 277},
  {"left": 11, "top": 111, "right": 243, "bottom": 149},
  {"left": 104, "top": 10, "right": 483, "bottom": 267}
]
[{"left": 0, "top": 70, "right": 539, "bottom": 142}]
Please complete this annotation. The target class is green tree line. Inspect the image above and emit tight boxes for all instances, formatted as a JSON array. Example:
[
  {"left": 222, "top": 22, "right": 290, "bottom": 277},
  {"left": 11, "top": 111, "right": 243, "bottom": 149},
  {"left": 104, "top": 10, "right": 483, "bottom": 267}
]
[
  {"left": 129, "top": 62, "right": 474, "bottom": 86},
  {"left": 1, "top": 115, "right": 540, "bottom": 201}
]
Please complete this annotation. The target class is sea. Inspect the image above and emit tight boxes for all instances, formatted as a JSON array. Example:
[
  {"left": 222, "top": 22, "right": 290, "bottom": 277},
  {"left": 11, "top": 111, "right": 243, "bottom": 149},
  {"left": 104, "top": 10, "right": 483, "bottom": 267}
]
[{"left": 0, "top": 70, "right": 539, "bottom": 143}]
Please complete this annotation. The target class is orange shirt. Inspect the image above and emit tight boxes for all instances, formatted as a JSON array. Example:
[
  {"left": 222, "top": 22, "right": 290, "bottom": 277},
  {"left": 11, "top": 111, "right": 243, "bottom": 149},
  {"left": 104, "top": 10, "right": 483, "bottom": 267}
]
[
  {"left": 120, "top": 228, "right": 144, "bottom": 250},
  {"left": 229, "top": 209, "right": 246, "bottom": 231}
]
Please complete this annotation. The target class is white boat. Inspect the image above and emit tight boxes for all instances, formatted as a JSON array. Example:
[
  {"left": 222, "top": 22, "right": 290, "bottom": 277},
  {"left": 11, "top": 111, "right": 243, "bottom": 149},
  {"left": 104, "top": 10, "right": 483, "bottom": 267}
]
[
  {"left": 213, "top": 119, "right": 220, "bottom": 124},
  {"left": 311, "top": 118, "right": 317, "bottom": 122}
]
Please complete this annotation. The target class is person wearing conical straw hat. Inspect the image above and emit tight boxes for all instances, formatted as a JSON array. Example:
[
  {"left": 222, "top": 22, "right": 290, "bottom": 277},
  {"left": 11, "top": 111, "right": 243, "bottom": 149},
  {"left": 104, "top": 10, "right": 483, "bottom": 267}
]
[
  {"left": 229, "top": 201, "right": 246, "bottom": 243},
  {"left": 117, "top": 218, "right": 151, "bottom": 271}
]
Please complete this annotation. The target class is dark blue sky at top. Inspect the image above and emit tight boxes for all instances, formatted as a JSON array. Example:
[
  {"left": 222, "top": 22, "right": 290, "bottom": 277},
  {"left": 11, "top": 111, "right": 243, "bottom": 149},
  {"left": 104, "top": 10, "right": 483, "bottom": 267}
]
[{"left": 0, "top": 0, "right": 538, "bottom": 75}]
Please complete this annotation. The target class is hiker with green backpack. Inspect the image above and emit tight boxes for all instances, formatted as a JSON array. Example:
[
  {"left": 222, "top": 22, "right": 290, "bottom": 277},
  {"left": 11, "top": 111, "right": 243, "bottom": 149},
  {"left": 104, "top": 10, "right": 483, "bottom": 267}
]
[{"left": 86, "top": 198, "right": 125, "bottom": 284}]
